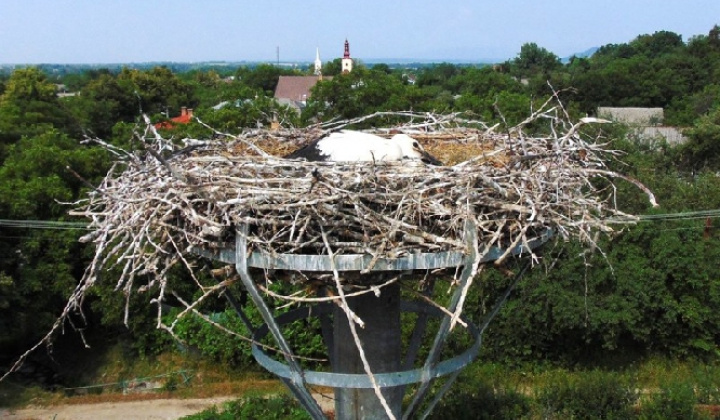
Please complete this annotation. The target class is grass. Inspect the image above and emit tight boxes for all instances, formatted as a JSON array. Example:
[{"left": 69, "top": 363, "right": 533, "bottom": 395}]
[
  {"left": 4, "top": 343, "right": 720, "bottom": 420},
  {"left": 0, "top": 380, "right": 50, "bottom": 408},
  {"left": 429, "top": 358, "right": 720, "bottom": 419},
  {"left": 0, "top": 342, "right": 285, "bottom": 409}
]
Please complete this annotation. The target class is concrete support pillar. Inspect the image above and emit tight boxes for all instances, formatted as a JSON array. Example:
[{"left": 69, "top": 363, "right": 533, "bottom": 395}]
[{"left": 333, "top": 281, "right": 403, "bottom": 419}]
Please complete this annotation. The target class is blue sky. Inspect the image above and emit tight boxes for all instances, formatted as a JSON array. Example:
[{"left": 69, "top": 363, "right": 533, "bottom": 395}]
[{"left": 1, "top": 1, "right": 718, "bottom": 64}]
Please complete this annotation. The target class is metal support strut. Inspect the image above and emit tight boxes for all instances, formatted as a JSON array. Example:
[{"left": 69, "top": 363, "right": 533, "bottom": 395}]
[
  {"left": 194, "top": 222, "right": 550, "bottom": 419},
  {"left": 234, "top": 224, "right": 326, "bottom": 419}
]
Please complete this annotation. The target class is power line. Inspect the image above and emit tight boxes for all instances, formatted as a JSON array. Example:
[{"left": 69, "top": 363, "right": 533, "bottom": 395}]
[
  {"left": 602, "top": 209, "right": 720, "bottom": 225},
  {"left": 0, "top": 219, "right": 88, "bottom": 230},
  {"left": 0, "top": 208, "right": 719, "bottom": 232},
  {"left": 636, "top": 209, "right": 720, "bottom": 221}
]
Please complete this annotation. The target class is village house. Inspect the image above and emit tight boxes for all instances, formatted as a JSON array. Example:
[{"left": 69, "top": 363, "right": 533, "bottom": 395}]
[
  {"left": 274, "top": 75, "right": 332, "bottom": 113},
  {"left": 597, "top": 107, "right": 687, "bottom": 145}
]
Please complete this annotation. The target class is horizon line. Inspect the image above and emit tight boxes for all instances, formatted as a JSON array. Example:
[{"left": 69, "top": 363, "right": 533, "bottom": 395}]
[{"left": 0, "top": 57, "right": 513, "bottom": 67}]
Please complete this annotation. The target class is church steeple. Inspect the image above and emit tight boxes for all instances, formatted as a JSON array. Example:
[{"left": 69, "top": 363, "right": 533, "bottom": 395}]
[
  {"left": 341, "top": 39, "right": 353, "bottom": 74},
  {"left": 314, "top": 47, "right": 322, "bottom": 76}
]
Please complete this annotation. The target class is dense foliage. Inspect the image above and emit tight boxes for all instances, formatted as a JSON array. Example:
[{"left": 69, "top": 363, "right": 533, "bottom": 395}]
[
  {"left": 183, "top": 394, "right": 311, "bottom": 420},
  {"left": 2, "top": 25, "right": 720, "bottom": 383}
]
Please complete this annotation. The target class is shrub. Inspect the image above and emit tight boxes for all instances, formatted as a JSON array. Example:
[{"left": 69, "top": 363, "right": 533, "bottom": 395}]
[
  {"left": 182, "top": 394, "right": 311, "bottom": 420},
  {"left": 429, "top": 380, "right": 531, "bottom": 419},
  {"left": 535, "top": 369, "right": 637, "bottom": 419},
  {"left": 639, "top": 381, "right": 708, "bottom": 420}
]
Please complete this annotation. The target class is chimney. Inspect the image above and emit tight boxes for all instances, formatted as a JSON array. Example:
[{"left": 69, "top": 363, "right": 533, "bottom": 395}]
[
  {"left": 187, "top": 108, "right": 193, "bottom": 118},
  {"left": 180, "top": 106, "right": 188, "bottom": 116}
]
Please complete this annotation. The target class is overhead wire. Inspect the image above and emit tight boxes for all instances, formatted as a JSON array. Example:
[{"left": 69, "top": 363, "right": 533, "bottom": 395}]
[
  {"left": 602, "top": 209, "right": 720, "bottom": 225},
  {"left": 1, "top": 208, "right": 720, "bottom": 233},
  {"left": 0, "top": 219, "right": 88, "bottom": 230},
  {"left": 636, "top": 209, "right": 720, "bottom": 221}
]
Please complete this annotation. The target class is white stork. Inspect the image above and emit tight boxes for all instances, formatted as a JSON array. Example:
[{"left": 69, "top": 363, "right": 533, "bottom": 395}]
[{"left": 284, "top": 130, "right": 442, "bottom": 165}]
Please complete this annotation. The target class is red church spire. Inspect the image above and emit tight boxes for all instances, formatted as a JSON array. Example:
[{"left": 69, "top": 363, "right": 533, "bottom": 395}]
[{"left": 343, "top": 39, "right": 351, "bottom": 59}]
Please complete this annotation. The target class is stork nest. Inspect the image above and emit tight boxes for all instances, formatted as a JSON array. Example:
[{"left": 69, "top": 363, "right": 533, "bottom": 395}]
[{"left": 71, "top": 109, "right": 656, "bottom": 287}]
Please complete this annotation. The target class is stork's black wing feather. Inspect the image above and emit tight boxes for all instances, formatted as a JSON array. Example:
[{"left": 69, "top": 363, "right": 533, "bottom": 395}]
[{"left": 284, "top": 139, "right": 328, "bottom": 161}]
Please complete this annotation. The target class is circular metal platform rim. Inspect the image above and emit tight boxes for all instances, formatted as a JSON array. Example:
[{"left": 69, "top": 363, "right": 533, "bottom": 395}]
[
  {"left": 251, "top": 300, "right": 481, "bottom": 389},
  {"left": 196, "top": 229, "right": 553, "bottom": 272}
]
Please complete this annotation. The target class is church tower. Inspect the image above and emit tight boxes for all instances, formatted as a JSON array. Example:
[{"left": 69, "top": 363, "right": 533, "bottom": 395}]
[
  {"left": 341, "top": 39, "right": 353, "bottom": 74},
  {"left": 314, "top": 47, "right": 322, "bottom": 76}
]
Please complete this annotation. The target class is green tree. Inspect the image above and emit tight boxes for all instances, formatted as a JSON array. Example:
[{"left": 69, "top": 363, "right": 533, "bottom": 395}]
[
  {"left": 191, "top": 76, "right": 260, "bottom": 110},
  {"left": 117, "top": 66, "right": 196, "bottom": 117},
  {"left": 479, "top": 138, "right": 720, "bottom": 364},
  {"left": 416, "top": 63, "right": 461, "bottom": 90},
  {"left": 679, "top": 106, "right": 720, "bottom": 171},
  {"left": 630, "top": 30, "right": 684, "bottom": 58},
  {"left": 321, "top": 59, "right": 343, "bottom": 76},
  {"left": 506, "top": 43, "right": 562, "bottom": 79},
  {"left": 238, "top": 64, "right": 297, "bottom": 94},
  {"left": 481, "top": 221, "right": 720, "bottom": 364},
  {"left": 455, "top": 67, "right": 523, "bottom": 97},
  {"left": 0, "top": 68, "right": 79, "bottom": 148},
  {"left": 71, "top": 66, "right": 198, "bottom": 139},
  {"left": 371, "top": 63, "right": 392, "bottom": 74},
  {"left": 0, "top": 131, "right": 109, "bottom": 361},
  {"left": 305, "top": 67, "right": 408, "bottom": 122},
  {"left": 75, "top": 73, "right": 139, "bottom": 138}
]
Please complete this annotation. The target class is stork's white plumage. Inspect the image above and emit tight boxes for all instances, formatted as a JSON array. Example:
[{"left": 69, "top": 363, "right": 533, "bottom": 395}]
[{"left": 285, "top": 130, "right": 442, "bottom": 165}]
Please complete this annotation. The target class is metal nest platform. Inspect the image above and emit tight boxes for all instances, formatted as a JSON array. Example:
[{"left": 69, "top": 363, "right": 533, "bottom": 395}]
[{"left": 195, "top": 222, "right": 552, "bottom": 419}]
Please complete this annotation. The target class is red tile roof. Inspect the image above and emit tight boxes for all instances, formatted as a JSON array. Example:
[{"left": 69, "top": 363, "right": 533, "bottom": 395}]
[
  {"left": 172, "top": 107, "right": 193, "bottom": 124},
  {"left": 155, "top": 107, "right": 193, "bottom": 129}
]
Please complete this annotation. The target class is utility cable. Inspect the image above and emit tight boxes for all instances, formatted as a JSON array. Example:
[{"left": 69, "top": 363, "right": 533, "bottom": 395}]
[
  {"left": 2, "top": 208, "right": 720, "bottom": 232},
  {"left": 0, "top": 219, "right": 88, "bottom": 230}
]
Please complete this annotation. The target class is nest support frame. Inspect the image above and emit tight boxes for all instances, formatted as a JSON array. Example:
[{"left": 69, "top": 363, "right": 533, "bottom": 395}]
[{"left": 195, "top": 221, "right": 550, "bottom": 420}]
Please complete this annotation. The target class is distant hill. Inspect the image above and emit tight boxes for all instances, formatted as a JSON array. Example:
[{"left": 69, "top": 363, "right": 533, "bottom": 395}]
[{"left": 562, "top": 47, "right": 599, "bottom": 63}]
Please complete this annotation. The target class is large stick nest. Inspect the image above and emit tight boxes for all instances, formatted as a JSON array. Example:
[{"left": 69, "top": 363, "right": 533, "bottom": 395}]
[{"left": 74, "top": 110, "right": 655, "bottom": 274}]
